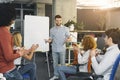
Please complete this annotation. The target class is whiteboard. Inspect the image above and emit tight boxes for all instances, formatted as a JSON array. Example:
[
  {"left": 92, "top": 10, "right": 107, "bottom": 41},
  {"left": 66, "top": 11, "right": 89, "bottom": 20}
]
[{"left": 24, "top": 15, "right": 49, "bottom": 52}]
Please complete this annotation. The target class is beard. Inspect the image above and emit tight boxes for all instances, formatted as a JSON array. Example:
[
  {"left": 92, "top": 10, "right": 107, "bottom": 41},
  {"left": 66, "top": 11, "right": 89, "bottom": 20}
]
[{"left": 56, "top": 23, "right": 61, "bottom": 26}]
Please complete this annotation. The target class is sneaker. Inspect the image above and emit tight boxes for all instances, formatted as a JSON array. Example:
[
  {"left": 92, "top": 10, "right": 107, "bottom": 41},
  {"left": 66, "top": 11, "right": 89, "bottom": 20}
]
[
  {"left": 0, "top": 73, "right": 6, "bottom": 80},
  {"left": 50, "top": 76, "right": 59, "bottom": 80}
]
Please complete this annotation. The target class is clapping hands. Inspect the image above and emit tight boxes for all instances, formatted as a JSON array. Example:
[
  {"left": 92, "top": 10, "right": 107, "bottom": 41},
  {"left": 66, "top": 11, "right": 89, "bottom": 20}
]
[
  {"left": 72, "top": 43, "right": 80, "bottom": 53},
  {"left": 16, "top": 47, "right": 26, "bottom": 57},
  {"left": 17, "top": 44, "right": 39, "bottom": 57},
  {"left": 90, "top": 49, "right": 101, "bottom": 57},
  {"left": 29, "top": 44, "right": 39, "bottom": 53}
]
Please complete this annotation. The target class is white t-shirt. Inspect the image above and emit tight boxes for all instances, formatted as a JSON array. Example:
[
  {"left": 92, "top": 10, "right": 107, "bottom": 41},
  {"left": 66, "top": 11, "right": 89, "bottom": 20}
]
[
  {"left": 78, "top": 50, "right": 90, "bottom": 72},
  {"left": 13, "top": 46, "right": 22, "bottom": 65}
]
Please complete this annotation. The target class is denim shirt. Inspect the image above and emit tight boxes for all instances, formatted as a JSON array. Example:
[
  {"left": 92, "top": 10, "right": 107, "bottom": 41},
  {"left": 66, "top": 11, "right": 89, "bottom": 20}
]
[{"left": 50, "top": 25, "right": 70, "bottom": 52}]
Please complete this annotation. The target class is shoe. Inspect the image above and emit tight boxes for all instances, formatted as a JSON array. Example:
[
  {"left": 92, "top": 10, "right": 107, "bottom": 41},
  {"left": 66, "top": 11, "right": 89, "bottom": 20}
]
[
  {"left": 50, "top": 76, "right": 59, "bottom": 80},
  {"left": 0, "top": 73, "right": 6, "bottom": 80}
]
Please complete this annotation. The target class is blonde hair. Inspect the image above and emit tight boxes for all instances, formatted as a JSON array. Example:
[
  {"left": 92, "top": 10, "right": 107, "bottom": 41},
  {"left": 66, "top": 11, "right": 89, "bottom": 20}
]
[
  {"left": 13, "top": 31, "right": 22, "bottom": 47},
  {"left": 82, "top": 35, "right": 97, "bottom": 51}
]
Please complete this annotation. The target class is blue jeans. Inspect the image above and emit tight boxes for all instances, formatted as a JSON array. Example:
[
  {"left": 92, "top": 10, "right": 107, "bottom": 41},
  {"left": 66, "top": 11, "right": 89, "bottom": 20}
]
[
  {"left": 57, "top": 65, "right": 77, "bottom": 80},
  {"left": 52, "top": 52, "right": 66, "bottom": 76},
  {"left": 18, "top": 62, "right": 36, "bottom": 80},
  {"left": 3, "top": 68, "right": 23, "bottom": 80}
]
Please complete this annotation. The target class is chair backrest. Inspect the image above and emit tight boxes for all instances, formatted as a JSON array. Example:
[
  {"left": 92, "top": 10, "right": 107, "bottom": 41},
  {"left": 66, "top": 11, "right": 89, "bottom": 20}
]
[
  {"left": 22, "top": 73, "right": 30, "bottom": 80},
  {"left": 109, "top": 54, "right": 120, "bottom": 80}
]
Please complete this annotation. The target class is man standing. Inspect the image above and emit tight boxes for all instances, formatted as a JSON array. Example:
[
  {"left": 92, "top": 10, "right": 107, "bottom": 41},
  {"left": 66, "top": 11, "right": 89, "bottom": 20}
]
[
  {"left": 0, "top": 3, "right": 26, "bottom": 80},
  {"left": 46, "top": 15, "right": 71, "bottom": 80}
]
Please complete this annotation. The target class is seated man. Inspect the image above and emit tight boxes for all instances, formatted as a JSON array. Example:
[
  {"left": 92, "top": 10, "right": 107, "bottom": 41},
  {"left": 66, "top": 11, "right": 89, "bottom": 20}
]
[
  {"left": 55, "top": 35, "right": 97, "bottom": 80},
  {"left": 90, "top": 28, "right": 120, "bottom": 80}
]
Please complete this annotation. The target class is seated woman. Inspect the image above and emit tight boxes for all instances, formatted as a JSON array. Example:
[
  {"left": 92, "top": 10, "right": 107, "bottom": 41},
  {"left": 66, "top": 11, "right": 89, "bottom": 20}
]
[
  {"left": 13, "top": 31, "right": 39, "bottom": 80},
  {"left": 56, "top": 35, "right": 97, "bottom": 80}
]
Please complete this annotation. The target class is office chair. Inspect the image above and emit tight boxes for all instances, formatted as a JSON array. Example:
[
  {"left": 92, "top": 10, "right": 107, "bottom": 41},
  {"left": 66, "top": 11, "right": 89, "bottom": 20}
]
[
  {"left": 67, "top": 54, "right": 120, "bottom": 80},
  {"left": 22, "top": 73, "right": 30, "bottom": 80},
  {"left": 109, "top": 54, "right": 120, "bottom": 80}
]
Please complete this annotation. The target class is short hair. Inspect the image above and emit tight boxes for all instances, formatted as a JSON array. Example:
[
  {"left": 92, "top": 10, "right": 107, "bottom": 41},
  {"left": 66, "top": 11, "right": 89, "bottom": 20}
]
[
  {"left": 55, "top": 15, "right": 62, "bottom": 19},
  {"left": 0, "top": 3, "right": 16, "bottom": 27},
  {"left": 105, "top": 28, "right": 120, "bottom": 44},
  {"left": 82, "top": 35, "right": 97, "bottom": 51}
]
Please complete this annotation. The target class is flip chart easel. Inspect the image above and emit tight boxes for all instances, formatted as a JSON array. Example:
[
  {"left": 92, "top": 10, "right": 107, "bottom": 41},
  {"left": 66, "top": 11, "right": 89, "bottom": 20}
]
[{"left": 24, "top": 15, "right": 50, "bottom": 77}]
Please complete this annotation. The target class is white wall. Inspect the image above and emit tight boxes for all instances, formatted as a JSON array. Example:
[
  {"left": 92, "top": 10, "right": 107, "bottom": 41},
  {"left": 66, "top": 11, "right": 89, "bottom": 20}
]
[
  {"left": 106, "top": 9, "right": 120, "bottom": 29},
  {"left": 55, "top": 0, "right": 77, "bottom": 24}
]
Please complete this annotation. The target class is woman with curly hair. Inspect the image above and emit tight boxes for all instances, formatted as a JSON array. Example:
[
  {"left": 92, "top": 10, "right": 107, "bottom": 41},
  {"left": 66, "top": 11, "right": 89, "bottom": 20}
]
[{"left": 55, "top": 35, "right": 97, "bottom": 80}]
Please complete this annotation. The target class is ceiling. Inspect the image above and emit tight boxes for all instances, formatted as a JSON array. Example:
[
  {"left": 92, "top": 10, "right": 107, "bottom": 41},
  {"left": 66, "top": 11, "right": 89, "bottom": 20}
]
[
  {"left": 77, "top": 0, "right": 120, "bottom": 9},
  {"left": 1, "top": 0, "right": 120, "bottom": 9},
  {"left": 0, "top": 0, "right": 52, "bottom": 4},
  {"left": 14, "top": 0, "right": 52, "bottom": 4}
]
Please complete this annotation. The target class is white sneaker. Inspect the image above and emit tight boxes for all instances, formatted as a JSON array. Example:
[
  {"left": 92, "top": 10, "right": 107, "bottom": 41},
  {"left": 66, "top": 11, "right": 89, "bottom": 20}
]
[
  {"left": 50, "top": 76, "right": 59, "bottom": 80},
  {"left": 0, "top": 73, "right": 6, "bottom": 80}
]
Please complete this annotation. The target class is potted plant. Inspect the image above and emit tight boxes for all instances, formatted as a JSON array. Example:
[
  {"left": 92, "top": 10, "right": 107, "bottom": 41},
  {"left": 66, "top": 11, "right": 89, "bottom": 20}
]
[{"left": 64, "top": 20, "right": 85, "bottom": 30}]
